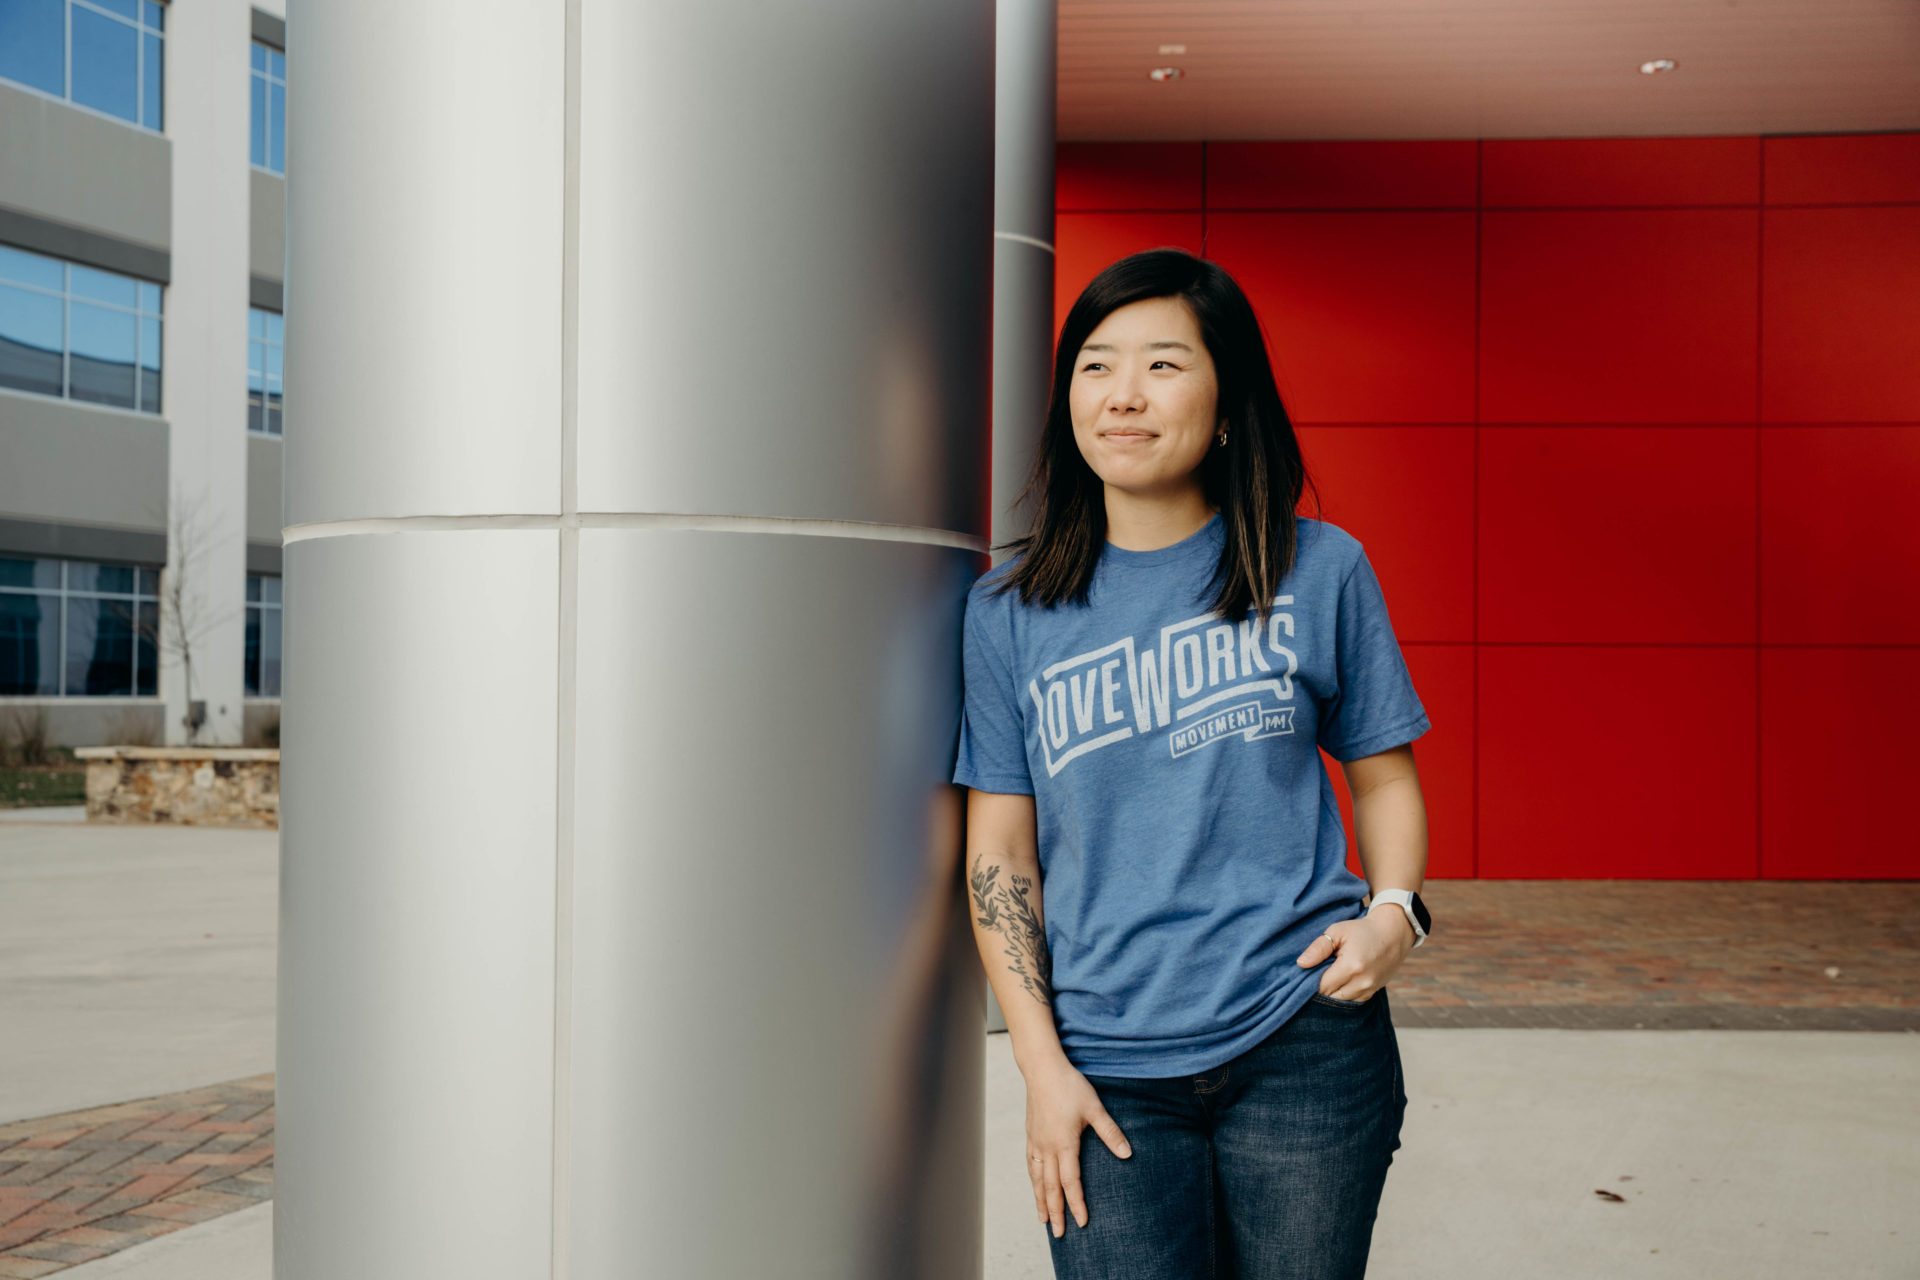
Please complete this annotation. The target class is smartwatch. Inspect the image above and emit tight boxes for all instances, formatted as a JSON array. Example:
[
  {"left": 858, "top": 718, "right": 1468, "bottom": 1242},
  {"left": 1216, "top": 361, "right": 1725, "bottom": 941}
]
[{"left": 1366, "top": 888, "right": 1430, "bottom": 948}]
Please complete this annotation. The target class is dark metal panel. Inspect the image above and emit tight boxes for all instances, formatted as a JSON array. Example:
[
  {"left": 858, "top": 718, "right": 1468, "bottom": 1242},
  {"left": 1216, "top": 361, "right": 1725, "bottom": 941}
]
[
  {"left": 0, "top": 517, "right": 167, "bottom": 566},
  {"left": 0, "top": 206, "right": 169, "bottom": 283},
  {"left": 245, "top": 541, "right": 283, "bottom": 575},
  {"left": 251, "top": 8, "right": 286, "bottom": 49},
  {"left": 249, "top": 169, "right": 284, "bottom": 282}
]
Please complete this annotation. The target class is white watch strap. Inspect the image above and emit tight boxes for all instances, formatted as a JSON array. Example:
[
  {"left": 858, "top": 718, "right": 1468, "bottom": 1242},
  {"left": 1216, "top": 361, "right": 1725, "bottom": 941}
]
[{"left": 1367, "top": 889, "right": 1426, "bottom": 947}]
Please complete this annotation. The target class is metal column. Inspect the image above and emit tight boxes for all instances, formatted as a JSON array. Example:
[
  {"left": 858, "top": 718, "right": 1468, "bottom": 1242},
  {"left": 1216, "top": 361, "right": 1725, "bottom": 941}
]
[
  {"left": 277, "top": 1, "right": 994, "bottom": 1275},
  {"left": 984, "top": 0, "right": 1058, "bottom": 1036}
]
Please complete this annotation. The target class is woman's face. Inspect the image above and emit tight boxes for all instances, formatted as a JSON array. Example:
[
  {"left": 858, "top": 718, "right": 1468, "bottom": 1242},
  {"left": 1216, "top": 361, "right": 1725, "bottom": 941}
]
[{"left": 1068, "top": 295, "right": 1222, "bottom": 503}]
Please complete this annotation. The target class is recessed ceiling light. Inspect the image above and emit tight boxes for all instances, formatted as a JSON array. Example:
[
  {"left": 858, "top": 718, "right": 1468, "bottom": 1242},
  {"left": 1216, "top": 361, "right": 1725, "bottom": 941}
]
[
  {"left": 1149, "top": 66, "right": 1185, "bottom": 82},
  {"left": 1639, "top": 58, "right": 1677, "bottom": 74},
  {"left": 1158, "top": 43, "right": 1186, "bottom": 55}
]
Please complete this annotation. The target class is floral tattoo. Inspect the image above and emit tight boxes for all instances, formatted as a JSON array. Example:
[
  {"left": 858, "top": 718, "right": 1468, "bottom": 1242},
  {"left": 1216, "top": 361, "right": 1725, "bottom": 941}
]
[{"left": 969, "top": 858, "right": 1053, "bottom": 1007}]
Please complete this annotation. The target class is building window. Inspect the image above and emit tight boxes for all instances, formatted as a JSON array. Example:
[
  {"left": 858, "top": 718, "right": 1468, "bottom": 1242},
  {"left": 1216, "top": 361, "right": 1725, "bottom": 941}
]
[
  {"left": 0, "top": 555, "right": 160, "bottom": 697},
  {"left": 0, "top": 0, "right": 166, "bottom": 131},
  {"left": 247, "top": 306, "right": 282, "bottom": 434},
  {"left": 0, "top": 243, "right": 163, "bottom": 412},
  {"left": 249, "top": 39, "right": 284, "bottom": 173},
  {"left": 244, "top": 573, "right": 280, "bottom": 696}
]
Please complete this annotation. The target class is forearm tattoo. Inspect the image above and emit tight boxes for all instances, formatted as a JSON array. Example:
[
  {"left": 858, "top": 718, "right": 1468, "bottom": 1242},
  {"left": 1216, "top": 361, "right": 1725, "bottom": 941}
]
[{"left": 969, "top": 858, "right": 1053, "bottom": 1007}]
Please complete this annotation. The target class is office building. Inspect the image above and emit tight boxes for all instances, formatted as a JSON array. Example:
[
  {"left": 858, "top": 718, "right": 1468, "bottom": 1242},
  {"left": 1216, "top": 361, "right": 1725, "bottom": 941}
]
[{"left": 2, "top": 0, "right": 284, "bottom": 748}]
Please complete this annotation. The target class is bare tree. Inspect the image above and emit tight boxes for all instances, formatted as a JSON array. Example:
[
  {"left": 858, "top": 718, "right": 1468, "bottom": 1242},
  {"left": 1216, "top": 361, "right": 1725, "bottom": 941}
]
[{"left": 115, "top": 483, "right": 243, "bottom": 746}]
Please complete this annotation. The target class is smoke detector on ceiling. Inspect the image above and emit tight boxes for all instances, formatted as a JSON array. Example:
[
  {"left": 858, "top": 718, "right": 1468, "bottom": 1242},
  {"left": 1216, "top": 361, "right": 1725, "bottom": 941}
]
[{"left": 1149, "top": 66, "right": 1185, "bottom": 82}]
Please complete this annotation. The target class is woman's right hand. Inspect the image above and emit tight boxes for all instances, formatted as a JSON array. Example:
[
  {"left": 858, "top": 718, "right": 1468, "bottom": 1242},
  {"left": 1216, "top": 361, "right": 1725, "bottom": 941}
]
[{"left": 1022, "top": 1053, "right": 1133, "bottom": 1238}]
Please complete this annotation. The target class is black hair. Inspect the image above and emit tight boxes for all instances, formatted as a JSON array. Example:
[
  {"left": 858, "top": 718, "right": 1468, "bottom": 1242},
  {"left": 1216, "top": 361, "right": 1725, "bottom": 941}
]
[{"left": 990, "top": 247, "right": 1321, "bottom": 626}]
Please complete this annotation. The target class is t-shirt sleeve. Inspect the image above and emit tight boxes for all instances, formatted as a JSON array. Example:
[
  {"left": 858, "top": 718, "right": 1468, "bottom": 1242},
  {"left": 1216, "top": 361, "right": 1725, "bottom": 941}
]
[
  {"left": 1317, "top": 548, "right": 1432, "bottom": 763},
  {"left": 952, "top": 586, "right": 1036, "bottom": 795}
]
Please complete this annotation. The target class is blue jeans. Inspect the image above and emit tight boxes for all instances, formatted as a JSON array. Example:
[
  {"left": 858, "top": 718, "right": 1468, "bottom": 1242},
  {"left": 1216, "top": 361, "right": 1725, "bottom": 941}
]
[{"left": 1047, "top": 986, "right": 1408, "bottom": 1280}]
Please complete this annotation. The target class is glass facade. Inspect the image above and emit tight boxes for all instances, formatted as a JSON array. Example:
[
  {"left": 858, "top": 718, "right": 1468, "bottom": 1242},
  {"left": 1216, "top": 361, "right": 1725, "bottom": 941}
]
[
  {"left": 0, "top": 243, "right": 162, "bottom": 412},
  {"left": 249, "top": 39, "right": 284, "bottom": 173},
  {"left": 0, "top": 560, "right": 287, "bottom": 699},
  {"left": 0, "top": 555, "right": 159, "bottom": 697},
  {"left": 248, "top": 306, "right": 283, "bottom": 434},
  {"left": 0, "top": 0, "right": 166, "bottom": 130},
  {"left": 244, "top": 573, "right": 280, "bottom": 696}
]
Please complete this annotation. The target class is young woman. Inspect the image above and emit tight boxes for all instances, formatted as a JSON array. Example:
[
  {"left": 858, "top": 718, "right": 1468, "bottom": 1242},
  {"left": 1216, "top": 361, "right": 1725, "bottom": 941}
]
[{"left": 954, "top": 248, "right": 1433, "bottom": 1279}]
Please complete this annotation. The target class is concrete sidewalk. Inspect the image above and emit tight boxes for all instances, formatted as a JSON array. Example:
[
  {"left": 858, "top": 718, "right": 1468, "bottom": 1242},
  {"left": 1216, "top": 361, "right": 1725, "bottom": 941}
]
[
  {"left": 2, "top": 817, "right": 1913, "bottom": 1279},
  {"left": 49, "top": 1204, "right": 271, "bottom": 1280},
  {"left": 0, "top": 807, "right": 85, "bottom": 824},
  {"left": 984, "top": 1027, "right": 1917, "bottom": 1279},
  {"left": 0, "top": 818, "right": 277, "bottom": 1127},
  {"left": 15, "top": 1027, "right": 1912, "bottom": 1280}
]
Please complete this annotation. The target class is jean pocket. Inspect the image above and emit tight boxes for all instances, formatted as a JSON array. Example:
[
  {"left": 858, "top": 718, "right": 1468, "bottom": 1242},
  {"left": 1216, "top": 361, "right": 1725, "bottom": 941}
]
[{"left": 1309, "top": 989, "right": 1378, "bottom": 1011}]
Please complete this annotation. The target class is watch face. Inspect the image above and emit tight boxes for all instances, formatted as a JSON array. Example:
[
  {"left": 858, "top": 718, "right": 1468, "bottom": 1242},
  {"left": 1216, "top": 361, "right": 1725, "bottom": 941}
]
[{"left": 1410, "top": 893, "right": 1432, "bottom": 933}]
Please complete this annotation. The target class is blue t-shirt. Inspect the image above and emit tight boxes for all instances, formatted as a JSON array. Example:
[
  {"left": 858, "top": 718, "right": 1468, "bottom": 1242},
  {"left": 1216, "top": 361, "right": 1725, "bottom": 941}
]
[{"left": 953, "top": 511, "right": 1430, "bottom": 1077}]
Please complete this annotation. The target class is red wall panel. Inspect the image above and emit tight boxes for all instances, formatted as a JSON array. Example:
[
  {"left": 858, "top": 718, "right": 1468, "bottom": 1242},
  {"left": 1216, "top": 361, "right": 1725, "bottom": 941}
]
[
  {"left": 1053, "top": 133, "right": 1918, "bottom": 878},
  {"left": 1759, "top": 426, "right": 1920, "bottom": 645},
  {"left": 1478, "top": 426, "right": 1756, "bottom": 645},
  {"left": 1056, "top": 142, "right": 1202, "bottom": 211},
  {"left": 1207, "top": 212, "right": 1477, "bottom": 424},
  {"left": 1332, "top": 643, "right": 1475, "bottom": 880},
  {"left": 1763, "top": 133, "right": 1920, "bottom": 206},
  {"left": 1478, "top": 645, "right": 1757, "bottom": 879},
  {"left": 1207, "top": 140, "right": 1477, "bottom": 210},
  {"left": 1482, "top": 137, "right": 1759, "bottom": 208},
  {"left": 1479, "top": 209, "right": 1759, "bottom": 423},
  {"left": 1053, "top": 211, "right": 1203, "bottom": 338},
  {"left": 1292, "top": 425, "right": 1474, "bottom": 644},
  {"left": 1760, "top": 647, "right": 1920, "bottom": 878},
  {"left": 1760, "top": 207, "right": 1920, "bottom": 423}
]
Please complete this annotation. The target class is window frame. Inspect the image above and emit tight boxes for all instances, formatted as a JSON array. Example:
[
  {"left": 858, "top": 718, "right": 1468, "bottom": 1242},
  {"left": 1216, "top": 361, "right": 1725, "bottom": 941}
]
[
  {"left": 246, "top": 304, "right": 283, "bottom": 436},
  {"left": 0, "top": 0, "right": 168, "bottom": 132},
  {"left": 0, "top": 555, "right": 161, "bottom": 698},
  {"left": 249, "top": 37, "right": 286, "bottom": 175},
  {"left": 0, "top": 243, "right": 164, "bottom": 415},
  {"left": 243, "top": 571, "right": 282, "bottom": 697}
]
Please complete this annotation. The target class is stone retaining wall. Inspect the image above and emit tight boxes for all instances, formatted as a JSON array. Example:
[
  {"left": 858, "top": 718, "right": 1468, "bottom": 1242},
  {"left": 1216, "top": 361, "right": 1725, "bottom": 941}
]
[{"left": 72, "top": 746, "right": 280, "bottom": 828}]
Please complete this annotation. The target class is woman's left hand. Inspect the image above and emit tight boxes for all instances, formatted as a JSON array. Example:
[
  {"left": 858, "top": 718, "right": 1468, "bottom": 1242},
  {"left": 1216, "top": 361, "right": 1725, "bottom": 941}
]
[{"left": 1295, "top": 907, "right": 1416, "bottom": 1002}]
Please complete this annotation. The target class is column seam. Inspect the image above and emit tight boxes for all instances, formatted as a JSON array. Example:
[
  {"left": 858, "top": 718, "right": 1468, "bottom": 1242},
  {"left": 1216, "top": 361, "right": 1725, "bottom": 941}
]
[
  {"left": 283, "top": 512, "right": 989, "bottom": 553},
  {"left": 552, "top": 0, "right": 581, "bottom": 1271},
  {"left": 994, "top": 229, "right": 1057, "bottom": 254}
]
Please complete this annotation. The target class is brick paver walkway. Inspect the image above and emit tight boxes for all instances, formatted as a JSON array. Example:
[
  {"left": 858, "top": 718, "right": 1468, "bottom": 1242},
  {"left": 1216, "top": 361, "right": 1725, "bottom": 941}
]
[
  {"left": 1385, "top": 880, "right": 1919, "bottom": 1030},
  {"left": 0, "top": 882, "right": 1912, "bottom": 1274},
  {"left": 0, "top": 1077, "right": 272, "bottom": 1278}
]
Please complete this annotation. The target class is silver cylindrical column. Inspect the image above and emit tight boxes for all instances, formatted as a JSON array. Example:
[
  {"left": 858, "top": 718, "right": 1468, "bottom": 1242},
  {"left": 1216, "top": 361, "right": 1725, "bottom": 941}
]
[
  {"left": 984, "top": 0, "right": 1058, "bottom": 1035},
  {"left": 992, "top": 0, "right": 1059, "bottom": 555},
  {"left": 278, "top": 1, "right": 994, "bottom": 1276}
]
